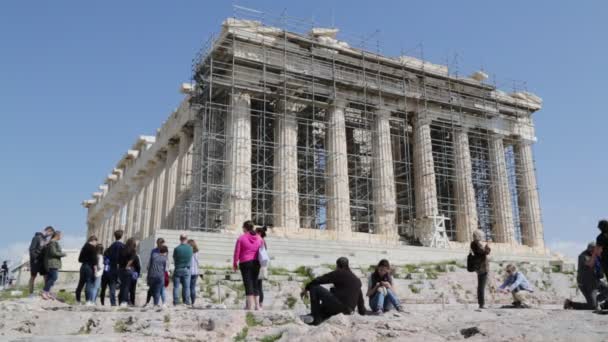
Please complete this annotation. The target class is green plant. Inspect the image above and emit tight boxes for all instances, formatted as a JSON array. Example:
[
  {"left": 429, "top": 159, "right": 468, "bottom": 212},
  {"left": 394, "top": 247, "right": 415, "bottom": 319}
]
[
  {"left": 270, "top": 267, "right": 290, "bottom": 276},
  {"left": 55, "top": 290, "right": 77, "bottom": 305},
  {"left": 234, "top": 327, "right": 248, "bottom": 342},
  {"left": 409, "top": 284, "right": 421, "bottom": 294},
  {"left": 114, "top": 320, "right": 128, "bottom": 333},
  {"left": 285, "top": 295, "right": 297, "bottom": 309},
  {"left": 164, "top": 314, "right": 171, "bottom": 323},
  {"left": 246, "top": 312, "right": 259, "bottom": 327},
  {"left": 260, "top": 332, "right": 284, "bottom": 342}
]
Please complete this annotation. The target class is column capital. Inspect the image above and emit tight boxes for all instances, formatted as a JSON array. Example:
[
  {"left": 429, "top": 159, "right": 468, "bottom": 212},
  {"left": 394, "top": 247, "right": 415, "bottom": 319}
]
[
  {"left": 231, "top": 91, "right": 251, "bottom": 104},
  {"left": 329, "top": 97, "right": 348, "bottom": 109},
  {"left": 376, "top": 106, "right": 393, "bottom": 118}
]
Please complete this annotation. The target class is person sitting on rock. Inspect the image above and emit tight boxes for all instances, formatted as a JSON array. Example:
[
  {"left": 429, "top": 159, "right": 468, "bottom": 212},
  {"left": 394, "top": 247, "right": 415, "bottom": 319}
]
[
  {"left": 564, "top": 243, "right": 607, "bottom": 310},
  {"left": 498, "top": 264, "right": 533, "bottom": 308},
  {"left": 366, "top": 259, "right": 403, "bottom": 314},
  {"left": 300, "top": 257, "right": 366, "bottom": 325}
]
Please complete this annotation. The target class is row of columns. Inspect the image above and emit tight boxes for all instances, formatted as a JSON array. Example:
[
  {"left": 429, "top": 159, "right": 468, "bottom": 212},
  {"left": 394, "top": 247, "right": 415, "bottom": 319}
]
[
  {"left": 94, "top": 130, "right": 194, "bottom": 247},
  {"left": 223, "top": 90, "right": 543, "bottom": 247}
]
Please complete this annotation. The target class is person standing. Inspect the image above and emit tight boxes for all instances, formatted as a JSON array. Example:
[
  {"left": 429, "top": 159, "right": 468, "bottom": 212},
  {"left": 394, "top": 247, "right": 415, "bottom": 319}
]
[
  {"left": 129, "top": 250, "right": 141, "bottom": 306},
  {"left": 1, "top": 261, "right": 8, "bottom": 287},
  {"left": 471, "top": 229, "right": 491, "bottom": 309},
  {"left": 300, "top": 257, "right": 366, "bottom": 325},
  {"left": 104, "top": 230, "right": 125, "bottom": 306},
  {"left": 147, "top": 245, "right": 169, "bottom": 307},
  {"left": 595, "top": 220, "right": 608, "bottom": 281},
  {"left": 145, "top": 238, "right": 168, "bottom": 306},
  {"left": 255, "top": 226, "right": 268, "bottom": 309},
  {"left": 76, "top": 236, "right": 98, "bottom": 305},
  {"left": 233, "top": 221, "right": 263, "bottom": 310},
  {"left": 92, "top": 244, "right": 104, "bottom": 304},
  {"left": 173, "top": 234, "right": 193, "bottom": 305},
  {"left": 565, "top": 243, "right": 606, "bottom": 310},
  {"left": 366, "top": 259, "right": 404, "bottom": 314},
  {"left": 117, "top": 238, "right": 139, "bottom": 307},
  {"left": 28, "top": 226, "right": 55, "bottom": 296},
  {"left": 41, "top": 231, "right": 66, "bottom": 300},
  {"left": 187, "top": 239, "right": 200, "bottom": 305}
]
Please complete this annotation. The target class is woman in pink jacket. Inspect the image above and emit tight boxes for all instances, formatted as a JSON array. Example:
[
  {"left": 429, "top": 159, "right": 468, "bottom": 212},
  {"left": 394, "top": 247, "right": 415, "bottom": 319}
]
[{"left": 233, "top": 220, "right": 263, "bottom": 310}]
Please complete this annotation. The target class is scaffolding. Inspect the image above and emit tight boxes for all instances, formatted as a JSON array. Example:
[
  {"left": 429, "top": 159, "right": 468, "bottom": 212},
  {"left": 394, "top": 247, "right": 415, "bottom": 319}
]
[{"left": 172, "top": 6, "right": 541, "bottom": 246}]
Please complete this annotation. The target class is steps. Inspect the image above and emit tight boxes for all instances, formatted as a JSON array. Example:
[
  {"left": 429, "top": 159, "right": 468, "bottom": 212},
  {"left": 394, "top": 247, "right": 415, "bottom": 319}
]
[{"left": 138, "top": 229, "right": 556, "bottom": 271}]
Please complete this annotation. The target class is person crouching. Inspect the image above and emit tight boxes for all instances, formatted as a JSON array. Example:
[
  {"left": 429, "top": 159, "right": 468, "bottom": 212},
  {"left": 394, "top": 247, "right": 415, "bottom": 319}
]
[{"left": 499, "top": 264, "right": 533, "bottom": 308}]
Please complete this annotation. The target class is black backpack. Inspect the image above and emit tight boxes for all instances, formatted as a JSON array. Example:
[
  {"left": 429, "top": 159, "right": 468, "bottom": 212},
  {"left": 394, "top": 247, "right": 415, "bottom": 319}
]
[{"left": 466, "top": 251, "right": 479, "bottom": 272}]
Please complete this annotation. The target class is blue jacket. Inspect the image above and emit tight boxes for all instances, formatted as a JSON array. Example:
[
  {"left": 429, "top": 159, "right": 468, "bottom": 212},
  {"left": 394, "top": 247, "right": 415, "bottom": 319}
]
[{"left": 499, "top": 271, "right": 533, "bottom": 292}]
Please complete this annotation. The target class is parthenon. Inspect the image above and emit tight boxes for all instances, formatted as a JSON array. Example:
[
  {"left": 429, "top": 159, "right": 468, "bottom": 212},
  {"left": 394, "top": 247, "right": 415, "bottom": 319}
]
[{"left": 82, "top": 14, "right": 546, "bottom": 254}]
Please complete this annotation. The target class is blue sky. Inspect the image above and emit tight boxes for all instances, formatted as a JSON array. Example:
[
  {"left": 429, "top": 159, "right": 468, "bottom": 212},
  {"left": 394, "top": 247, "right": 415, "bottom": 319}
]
[{"left": 1, "top": 1, "right": 606, "bottom": 263}]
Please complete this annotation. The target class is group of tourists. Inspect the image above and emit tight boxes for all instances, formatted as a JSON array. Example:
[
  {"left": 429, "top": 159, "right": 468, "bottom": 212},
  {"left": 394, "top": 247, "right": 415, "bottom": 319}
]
[
  {"left": 25, "top": 218, "right": 608, "bottom": 324},
  {"left": 28, "top": 227, "right": 201, "bottom": 308}
]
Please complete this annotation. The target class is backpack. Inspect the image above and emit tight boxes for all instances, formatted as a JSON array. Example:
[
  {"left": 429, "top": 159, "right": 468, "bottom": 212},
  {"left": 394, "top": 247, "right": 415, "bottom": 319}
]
[{"left": 466, "top": 251, "right": 479, "bottom": 272}]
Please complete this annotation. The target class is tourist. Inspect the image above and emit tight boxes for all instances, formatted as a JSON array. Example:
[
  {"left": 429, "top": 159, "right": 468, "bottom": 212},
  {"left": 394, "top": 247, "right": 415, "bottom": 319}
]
[
  {"left": 147, "top": 245, "right": 169, "bottom": 307},
  {"left": 187, "top": 239, "right": 200, "bottom": 305},
  {"left": 1, "top": 261, "right": 8, "bottom": 287},
  {"left": 300, "top": 257, "right": 366, "bottom": 325},
  {"left": 498, "top": 264, "right": 533, "bottom": 308},
  {"left": 28, "top": 226, "right": 55, "bottom": 296},
  {"left": 41, "top": 231, "right": 66, "bottom": 300},
  {"left": 255, "top": 226, "right": 268, "bottom": 309},
  {"left": 367, "top": 259, "right": 403, "bottom": 314},
  {"left": 471, "top": 229, "right": 491, "bottom": 309},
  {"left": 92, "top": 244, "right": 104, "bottom": 304},
  {"left": 129, "top": 248, "right": 141, "bottom": 306},
  {"left": 103, "top": 230, "right": 125, "bottom": 306},
  {"left": 173, "top": 234, "right": 193, "bottom": 305},
  {"left": 595, "top": 219, "right": 608, "bottom": 281},
  {"left": 117, "top": 238, "right": 140, "bottom": 307},
  {"left": 76, "top": 235, "right": 98, "bottom": 305},
  {"left": 99, "top": 246, "right": 111, "bottom": 305},
  {"left": 564, "top": 243, "right": 606, "bottom": 310},
  {"left": 144, "top": 238, "right": 168, "bottom": 306},
  {"left": 233, "top": 220, "right": 263, "bottom": 310}
]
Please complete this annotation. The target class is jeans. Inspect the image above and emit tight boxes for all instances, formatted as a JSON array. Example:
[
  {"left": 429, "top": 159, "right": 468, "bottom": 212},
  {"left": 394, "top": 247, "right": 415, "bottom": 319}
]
[
  {"left": 173, "top": 267, "right": 191, "bottom": 305},
  {"left": 149, "top": 277, "right": 163, "bottom": 306},
  {"left": 43, "top": 268, "right": 59, "bottom": 292},
  {"left": 118, "top": 269, "right": 133, "bottom": 305},
  {"left": 190, "top": 275, "right": 198, "bottom": 305},
  {"left": 309, "top": 285, "right": 348, "bottom": 324},
  {"left": 75, "top": 264, "right": 95, "bottom": 303},
  {"left": 100, "top": 270, "right": 119, "bottom": 306},
  {"left": 146, "top": 284, "right": 166, "bottom": 305},
  {"left": 477, "top": 272, "right": 488, "bottom": 308},
  {"left": 92, "top": 276, "right": 102, "bottom": 302},
  {"left": 369, "top": 288, "right": 401, "bottom": 312}
]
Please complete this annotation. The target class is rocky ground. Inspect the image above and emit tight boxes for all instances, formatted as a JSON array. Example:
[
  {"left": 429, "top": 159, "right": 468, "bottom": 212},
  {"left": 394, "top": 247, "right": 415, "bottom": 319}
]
[{"left": 2, "top": 260, "right": 606, "bottom": 341}]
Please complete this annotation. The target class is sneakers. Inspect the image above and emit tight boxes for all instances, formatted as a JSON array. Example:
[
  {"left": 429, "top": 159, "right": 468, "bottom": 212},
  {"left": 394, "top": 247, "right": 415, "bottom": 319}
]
[
  {"left": 374, "top": 309, "right": 384, "bottom": 315},
  {"left": 300, "top": 315, "right": 315, "bottom": 325},
  {"left": 41, "top": 292, "right": 50, "bottom": 300},
  {"left": 396, "top": 306, "right": 405, "bottom": 313},
  {"left": 563, "top": 299, "right": 573, "bottom": 310},
  {"left": 85, "top": 301, "right": 95, "bottom": 306},
  {"left": 119, "top": 302, "right": 128, "bottom": 308}
]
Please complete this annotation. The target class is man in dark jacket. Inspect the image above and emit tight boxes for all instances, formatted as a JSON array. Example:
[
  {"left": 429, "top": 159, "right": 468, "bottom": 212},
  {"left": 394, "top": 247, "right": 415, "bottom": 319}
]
[
  {"left": 102, "top": 230, "right": 124, "bottom": 306},
  {"left": 595, "top": 220, "right": 608, "bottom": 281},
  {"left": 28, "top": 226, "right": 55, "bottom": 296},
  {"left": 564, "top": 243, "right": 607, "bottom": 310},
  {"left": 300, "top": 257, "right": 366, "bottom": 325}
]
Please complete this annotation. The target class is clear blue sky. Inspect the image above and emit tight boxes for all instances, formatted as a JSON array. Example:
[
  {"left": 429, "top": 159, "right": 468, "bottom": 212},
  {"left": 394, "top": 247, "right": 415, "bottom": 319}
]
[{"left": 1, "top": 1, "right": 606, "bottom": 262}]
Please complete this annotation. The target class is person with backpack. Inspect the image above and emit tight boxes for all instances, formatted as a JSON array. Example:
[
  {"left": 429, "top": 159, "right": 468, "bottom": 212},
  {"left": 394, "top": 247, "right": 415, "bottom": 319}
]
[
  {"left": 564, "top": 242, "right": 606, "bottom": 310},
  {"left": 75, "top": 235, "right": 98, "bottom": 305},
  {"left": 470, "top": 229, "right": 491, "bottom": 309},
  {"left": 41, "top": 231, "right": 66, "bottom": 300},
  {"left": 118, "top": 238, "right": 140, "bottom": 307},
  {"left": 28, "top": 226, "right": 55, "bottom": 296},
  {"left": 103, "top": 230, "right": 125, "bottom": 306},
  {"left": 233, "top": 221, "right": 263, "bottom": 310},
  {"left": 144, "top": 238, "right": 168, "bottom": 307},
  {"left": 147, "top": 245, "right": 169, "bottom": 307}
]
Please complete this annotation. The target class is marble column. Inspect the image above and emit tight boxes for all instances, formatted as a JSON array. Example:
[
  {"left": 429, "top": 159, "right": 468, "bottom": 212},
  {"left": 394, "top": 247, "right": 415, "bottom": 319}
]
[
  {"left": 514, "top": 141, "right": 544, "bottom": 248},
  {"left": 162, "top": 141, "right": 179, "bottom": 229},
  {"left": 125, "top": 191, "right": 137, "bottom": 238},
  {"left": 453, "top": 128, "right": 478, "bottom": 242},
  {"left": 142, "top": 166, "right": 156, "bottom": 239},
  {"left": 176, "top": 129, "right": 194, "bottom": 197},
  {"left": 272, "top": 100, "right": 300, "bottom": 229},
  {"left": 326, "top": 99, "right": 351, "bottom": 232},
  {"left": 412, "top": 114, "right": 439, "bottom": 243},
  {"left": 372, "top": 107, "right": 397, "bottom": 236},
  {"left": 224, "top": 91, "right": 252, "bottom": 228},
  {"left": 489, "top": 134, "right": 515, "bottom": 243},
  {"left": 151, "top": 153, "right": 167, "bottom": 232}
]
